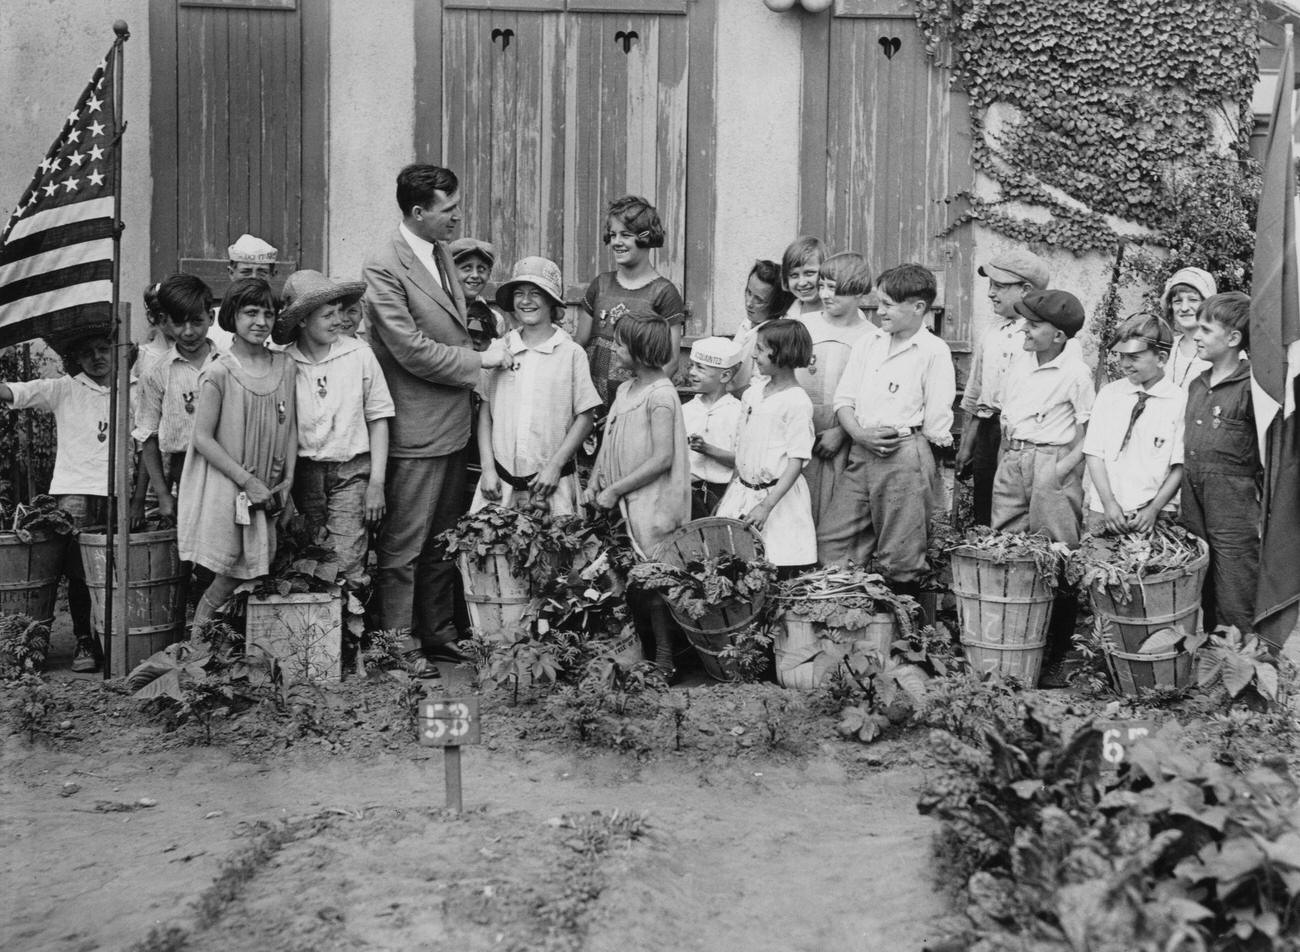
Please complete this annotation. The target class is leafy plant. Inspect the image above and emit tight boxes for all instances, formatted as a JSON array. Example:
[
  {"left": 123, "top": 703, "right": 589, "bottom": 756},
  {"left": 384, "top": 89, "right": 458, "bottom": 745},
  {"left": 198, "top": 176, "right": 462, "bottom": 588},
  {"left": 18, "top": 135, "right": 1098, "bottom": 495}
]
[
  {"left": 1, "top": 492, "right": 77, "bottom": 542},
  {"left": 0, "top": 613, "right": 50, "bottom": 678},
  {"left": 1066, "top": 523, "right": 1206, "bottom": 602},
  {"left": 828, "top": 641, "right": 929, "bottom": 744},
  {"left": 773, "top": 566, "right": 918, "bottom": 637},
  {"left": 628, "top": 553, "right": 776, "bottom": 622},
  {"left": 236, "top": 514, "right": 343, "bottom": 598},
  {"left": 440, "top": 503, "right": 596, "bottom": 591},
  {"left": 1196, "top": 626, "right": 1283, "bottom": 710},
  {"left": 544, "top": 652, "right": 667, "bottom": 752},
  {"left": 5, "top": 673, "right": 56, "bottom": 742},
  {"left": 717, "top": 620, "right": 774, "bottom": 682}
]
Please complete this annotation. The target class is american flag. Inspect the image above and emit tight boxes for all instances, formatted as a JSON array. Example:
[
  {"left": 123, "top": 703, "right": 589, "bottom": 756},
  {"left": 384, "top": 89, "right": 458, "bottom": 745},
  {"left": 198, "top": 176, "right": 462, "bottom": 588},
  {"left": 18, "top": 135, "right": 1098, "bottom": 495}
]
[{"left": 0, "top": 41, "right": 119, "bottom": 349}]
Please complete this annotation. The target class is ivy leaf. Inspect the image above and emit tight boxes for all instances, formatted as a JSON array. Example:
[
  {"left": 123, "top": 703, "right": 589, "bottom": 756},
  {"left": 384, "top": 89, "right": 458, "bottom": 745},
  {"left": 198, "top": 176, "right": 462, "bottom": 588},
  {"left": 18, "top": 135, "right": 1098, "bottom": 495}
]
[{"left": 1138, "top": 626, "right": 1185, "bottom": 654}]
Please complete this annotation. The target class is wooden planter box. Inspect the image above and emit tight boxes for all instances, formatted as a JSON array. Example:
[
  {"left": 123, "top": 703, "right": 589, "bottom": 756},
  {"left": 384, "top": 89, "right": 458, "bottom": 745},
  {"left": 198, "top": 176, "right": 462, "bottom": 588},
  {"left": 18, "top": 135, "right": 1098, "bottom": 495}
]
[{"left": 246, "top": 592, "right": 342, "bottom": 683}]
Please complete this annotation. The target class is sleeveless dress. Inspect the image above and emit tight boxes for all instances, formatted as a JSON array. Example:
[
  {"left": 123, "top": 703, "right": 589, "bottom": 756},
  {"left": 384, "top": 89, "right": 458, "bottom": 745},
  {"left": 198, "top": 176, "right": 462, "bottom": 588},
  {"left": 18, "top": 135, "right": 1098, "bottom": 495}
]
[
  {"left": 178, "top": 351, "right": 297, "bottom": 578},
  {"left": 595, "top": 377, "right": 691, "bottom": 556}
]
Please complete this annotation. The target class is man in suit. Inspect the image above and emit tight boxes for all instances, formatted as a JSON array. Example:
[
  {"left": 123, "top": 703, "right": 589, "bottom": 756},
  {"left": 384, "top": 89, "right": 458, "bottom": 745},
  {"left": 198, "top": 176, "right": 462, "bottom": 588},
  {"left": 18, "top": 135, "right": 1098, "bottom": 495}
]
[{"left": 364, "top": 164, "right": 506, "bottom": 670}]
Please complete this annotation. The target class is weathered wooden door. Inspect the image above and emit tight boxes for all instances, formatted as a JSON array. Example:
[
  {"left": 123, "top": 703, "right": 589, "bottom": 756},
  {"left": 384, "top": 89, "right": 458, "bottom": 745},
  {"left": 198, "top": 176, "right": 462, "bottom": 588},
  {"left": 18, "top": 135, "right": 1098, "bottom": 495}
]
[
  {"left": 801, "top": 0, "right": 974, "bottom": 346},
  {"left": 423, "top": 0, "right": 714, "bottom": 331},
  {"left": 149, "top": 0, "right": 329, "bottom": 295}
]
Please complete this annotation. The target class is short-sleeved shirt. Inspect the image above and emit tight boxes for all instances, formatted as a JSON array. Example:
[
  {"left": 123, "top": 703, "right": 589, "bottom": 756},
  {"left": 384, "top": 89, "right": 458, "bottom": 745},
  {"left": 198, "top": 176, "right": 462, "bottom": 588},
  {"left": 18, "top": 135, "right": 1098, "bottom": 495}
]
[
  {"left": 480, "top": 328, "right": 602, "bottom": 477},
  {"left": 133, "top": 341, "right": 223, "bottom": 453},
  {"left": 583, "top": 271, "right": 686, "bottom": 403},
  {"left": 1184, "top": 358, "right": 1259, "bottom": 477},
  {"left": 832, "top": 327, "right": 956, "bottom": 446},
  {"left": 1083, "top": 376, "right": 1186, "bottom": 513},
  {"left": 796, "top": 311, "right": 882, "bottom": 432},
  {"left": 682, "top": 392, "right": 743, "bottom": 484},
  {"left": 733, "top": 383, "right": 815, "bottom": 485},
  {"left": 1000, "top": 349, "right": 1095, "bottom": 445},
  {"left": 132, "top": 334, "right": 172, "bottom": 384},
  {"left": 287, "top": 335, "right": 395, "bottom": 462},
  {"left": 7, "top": 374, "right": 112, "bottom": 495}
]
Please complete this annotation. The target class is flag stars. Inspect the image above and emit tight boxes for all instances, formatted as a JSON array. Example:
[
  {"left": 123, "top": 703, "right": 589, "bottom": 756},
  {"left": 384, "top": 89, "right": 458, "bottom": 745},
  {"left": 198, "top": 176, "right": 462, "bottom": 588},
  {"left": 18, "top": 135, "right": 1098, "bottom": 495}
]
[
  {"left": 66, "top": 128, "right": 82, "bottom": 144},
  {"left": 68, "top": 150, "right": 86, "bottom": 167},
  {"left": 85, "top": 93, "right": 103, "bottom": 114},
  {"left": 66, "top": 108, "right": 80, "bottom": 126},
  {"left": 87, "top": 168, "right": 104, "bottom": 187},
  {"left": 63, "top": 177, "right": 80, "bottom": 193},
  {"left": 88, "top": 145, "right": 104, "bottom": 162},
  {"left": 42, "top": 181, "right": 59, "bottom": 198},
  {"left": 88, "top": 121, "right": 106, "bottom": 138}
]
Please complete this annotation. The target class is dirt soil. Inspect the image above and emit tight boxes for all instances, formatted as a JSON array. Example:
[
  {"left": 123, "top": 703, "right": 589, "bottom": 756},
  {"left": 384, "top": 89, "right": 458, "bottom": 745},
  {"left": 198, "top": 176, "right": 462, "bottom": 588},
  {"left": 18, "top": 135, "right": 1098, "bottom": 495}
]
[{"left": 1, "top": 658, "right": 960, "bottom": 952}]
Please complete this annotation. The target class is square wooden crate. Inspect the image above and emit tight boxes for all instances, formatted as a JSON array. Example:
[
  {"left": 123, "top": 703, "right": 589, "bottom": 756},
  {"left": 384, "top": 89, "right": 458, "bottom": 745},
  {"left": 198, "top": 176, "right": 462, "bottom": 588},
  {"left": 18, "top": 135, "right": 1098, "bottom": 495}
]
[{"left": 246, "top": 592, "right": 341, "bottom": 682}]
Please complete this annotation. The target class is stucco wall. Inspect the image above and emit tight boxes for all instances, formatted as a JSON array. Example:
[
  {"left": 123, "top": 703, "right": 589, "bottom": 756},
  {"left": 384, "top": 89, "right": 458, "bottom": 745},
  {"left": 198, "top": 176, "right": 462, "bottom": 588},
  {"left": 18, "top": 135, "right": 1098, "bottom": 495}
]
[
  {"left": 709, "top": 0, "right": 804, "bottom": 334},
  {"left": 0, "top": 1, "right": 151, "bottom": 340},
  {"left": 326, "top": 0, "right": 415, "bottom": 281}
]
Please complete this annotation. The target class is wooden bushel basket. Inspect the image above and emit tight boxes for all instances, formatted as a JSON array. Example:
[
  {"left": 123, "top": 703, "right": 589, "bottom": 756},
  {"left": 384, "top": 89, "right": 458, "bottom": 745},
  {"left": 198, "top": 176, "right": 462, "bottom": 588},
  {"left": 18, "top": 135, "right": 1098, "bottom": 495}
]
[
  {"left": 0, "top": 530, "right": 66, "bottom": 628},
  {"left": 950, "top": 547, "right": 1053, "bottom": 683},
  {"left": 457, "top": 548, "right": 531, "bottom": 643},
  {"left": 1089, "top": 540, "right": 1208, "bottom": 697},
  {"left": 650, "top": 518, "right": 766, "bottom": 682},
  {"left": 79, "top": 529, "right": 186, "bottom": 678},
  {"left": 774, "top": 610, "right": 896, "bottom": 690}
]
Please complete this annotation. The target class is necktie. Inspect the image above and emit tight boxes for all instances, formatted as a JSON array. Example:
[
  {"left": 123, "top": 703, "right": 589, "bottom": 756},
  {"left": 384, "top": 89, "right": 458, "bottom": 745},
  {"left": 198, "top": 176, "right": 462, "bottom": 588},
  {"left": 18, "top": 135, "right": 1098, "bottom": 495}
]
[
  {"left": 432, "top": 245, "right": 452, "bottom": 296},
  {"left": 1118, "top": 391, "right": 1150, "bottom": 453}
]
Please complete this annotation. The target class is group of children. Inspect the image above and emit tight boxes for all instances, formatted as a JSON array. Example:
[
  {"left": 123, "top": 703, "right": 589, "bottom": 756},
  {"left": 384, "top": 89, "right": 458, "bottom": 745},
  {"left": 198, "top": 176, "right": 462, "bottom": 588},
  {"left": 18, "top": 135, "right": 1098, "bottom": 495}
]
[{"left": 0, "top": 194, "right": 1265, "bottom": 685}]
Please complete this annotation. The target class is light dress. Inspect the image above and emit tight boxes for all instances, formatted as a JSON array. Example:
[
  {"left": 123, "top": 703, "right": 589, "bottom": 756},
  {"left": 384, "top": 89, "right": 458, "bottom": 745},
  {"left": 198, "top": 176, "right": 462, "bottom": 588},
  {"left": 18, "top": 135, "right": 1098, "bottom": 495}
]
[
  {"left": 177, "top": 351, "right": 296, "bottom": 578},
  {"left": 715, "top": 381, "right": 817, "bottom": 566},
  {"left": 593, "top": 376, "right": 691, "bottom": 556}
]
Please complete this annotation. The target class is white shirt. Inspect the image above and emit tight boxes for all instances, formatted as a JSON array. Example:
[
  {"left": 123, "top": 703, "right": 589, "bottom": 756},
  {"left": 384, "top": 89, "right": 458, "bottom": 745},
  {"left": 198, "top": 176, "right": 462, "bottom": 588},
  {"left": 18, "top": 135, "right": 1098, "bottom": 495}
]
[
  {"left": 1000, "top": 349, "right": 1095, "bottom": 445},
  {"left": 832, "top": 327, "right": 956, "bottom": 446},
  {"left": 133, "top": 342, "right": 224, "bottom": 453},
  {"left": 733, "top": 383, "right": 815, "bottom": 485},
  {"left": 478, "top": 328, "right": 602, "bottom": 476},
  {"left": 1083, "top": 376, "right": 1185, "bottom": 513},
  {"left": 399, "top": 222, "right": 452, "bottom": 295},
  {"left": 7, "top": 374, "right": 115, "bottom": 495},
  {"left": 682, "top": 392, "right": 743, "bottom": 484},
  {"left": 287, "top": 336, "right": 395, "bottom": 462},
  {"left": 961, "top": 317, "right": 1021, "bottom": 416},
  {"left": 1167, "top": 334, "right": 1212, "bottom": 390},
  {"left": 796, "top": 311, "right": 883, "bottom": 432}
]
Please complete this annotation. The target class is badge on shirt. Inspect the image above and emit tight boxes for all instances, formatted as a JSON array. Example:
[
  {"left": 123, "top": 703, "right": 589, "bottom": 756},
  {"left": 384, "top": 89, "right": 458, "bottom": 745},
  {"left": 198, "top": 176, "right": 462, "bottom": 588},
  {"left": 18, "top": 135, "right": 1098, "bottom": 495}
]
[
  {"left": 97, "top": 421, "right": 107, "bottom": 443},
  {"left": 888, "top": 381, "right": 899, "bottom": 393},
  {"left": 183, "top": 391, "right": 196, "bottom": 415},
  {"left": 277, "top": 400, "right": 287, "bottom": 424},
  {"left": 1153, "top": 436, "right": 1166, "bottom": 448},
  {"left": 316, "top": 376, "right": 328, "bottom": 398}
]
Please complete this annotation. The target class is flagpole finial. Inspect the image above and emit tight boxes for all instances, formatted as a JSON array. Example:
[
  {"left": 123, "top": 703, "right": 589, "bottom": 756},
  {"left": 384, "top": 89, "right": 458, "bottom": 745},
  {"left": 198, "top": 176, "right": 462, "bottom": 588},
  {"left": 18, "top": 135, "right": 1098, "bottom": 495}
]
[{"left": 113, "top": 20, "right": 129, "bottom": 38}]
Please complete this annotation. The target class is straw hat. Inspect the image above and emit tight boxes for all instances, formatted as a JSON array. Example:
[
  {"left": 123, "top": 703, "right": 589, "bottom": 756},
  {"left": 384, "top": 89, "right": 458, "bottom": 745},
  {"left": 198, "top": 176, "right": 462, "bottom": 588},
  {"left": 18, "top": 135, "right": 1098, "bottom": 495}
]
[
  {"left": 273, "top": 270, "right": 366, "bottom": 344},
  {"left": 494, "top": 257, "right": 565, "bottom": 311}
]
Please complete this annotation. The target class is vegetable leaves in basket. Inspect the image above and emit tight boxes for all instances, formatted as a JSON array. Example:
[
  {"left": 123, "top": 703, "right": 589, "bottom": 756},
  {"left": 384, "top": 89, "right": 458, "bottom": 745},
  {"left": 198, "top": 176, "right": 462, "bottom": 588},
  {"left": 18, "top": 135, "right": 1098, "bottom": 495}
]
[
  {"left": 628, "top": 553, "right": 776, "bottom": 621},
  {"left": 3, "top": 493, "right": 77, "bottom": 543},
  {"left": 773, "top": 567, "right": 918, "bottom": 638},
  {"left": 1065, "top": 522, "right": 1205, "bottom": 601},
  {"left": 950, "top": 526, "right": 1072, "bottom": 590}
]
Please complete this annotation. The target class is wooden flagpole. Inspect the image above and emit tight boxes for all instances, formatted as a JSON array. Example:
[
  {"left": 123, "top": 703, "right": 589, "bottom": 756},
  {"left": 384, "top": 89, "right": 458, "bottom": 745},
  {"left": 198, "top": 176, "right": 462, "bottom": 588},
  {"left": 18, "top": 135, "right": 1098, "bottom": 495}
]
[{"left": 104, "top": 21, "right": 130, "bottom": 679}]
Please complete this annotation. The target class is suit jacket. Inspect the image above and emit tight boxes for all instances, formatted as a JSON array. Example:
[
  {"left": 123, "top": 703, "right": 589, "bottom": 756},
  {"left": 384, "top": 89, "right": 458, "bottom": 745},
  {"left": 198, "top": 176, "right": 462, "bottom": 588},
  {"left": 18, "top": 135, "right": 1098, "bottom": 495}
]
[{"left": 364, "top": 228, "right": 482, "bottom": 458}]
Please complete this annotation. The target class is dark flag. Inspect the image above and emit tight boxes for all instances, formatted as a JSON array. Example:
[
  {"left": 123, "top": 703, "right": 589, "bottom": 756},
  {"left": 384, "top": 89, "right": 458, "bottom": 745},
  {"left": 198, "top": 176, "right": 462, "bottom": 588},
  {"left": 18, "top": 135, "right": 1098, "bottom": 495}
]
[
  {"left": 1250, "top": 25, "right": 1300, "bottom": 651},
  {"left": 0, "top": 41, "right": 120, "bottom": 349}
]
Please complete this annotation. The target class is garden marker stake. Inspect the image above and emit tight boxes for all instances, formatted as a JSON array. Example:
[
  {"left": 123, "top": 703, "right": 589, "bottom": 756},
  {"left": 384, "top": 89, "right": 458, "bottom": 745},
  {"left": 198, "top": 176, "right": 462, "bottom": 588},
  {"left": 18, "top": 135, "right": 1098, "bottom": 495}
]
[{"left": 418, "top": 696, "right": 481, "bottom": 812}]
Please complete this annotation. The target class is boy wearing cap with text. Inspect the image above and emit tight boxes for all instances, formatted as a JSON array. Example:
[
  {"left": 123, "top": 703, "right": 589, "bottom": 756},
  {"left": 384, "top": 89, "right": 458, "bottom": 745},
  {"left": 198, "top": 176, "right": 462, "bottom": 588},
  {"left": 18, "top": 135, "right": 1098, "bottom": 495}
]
[
  {"left": 1083, "top": 313, "right": 1185, "bottom": 536},
  {"left": 473, "top": 257, "right": 601, "bottom": 516},
  {"left": 683, "top": 337, "right": 743, "bottom": 518},
  {"left": 957, "top": 249, "right": 1051, "bottom": 526},
  {"left": 993, "top": 289, "right": 1095, "bottom": 687},
  {"left": 275, "top": 270, "right": 395, "bottom": 585}
]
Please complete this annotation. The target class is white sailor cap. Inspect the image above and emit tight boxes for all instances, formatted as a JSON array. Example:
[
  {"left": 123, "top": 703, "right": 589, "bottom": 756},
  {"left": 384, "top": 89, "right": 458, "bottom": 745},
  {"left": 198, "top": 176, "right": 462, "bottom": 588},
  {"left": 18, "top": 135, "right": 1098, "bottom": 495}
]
[
  {"left": 689, "top": 336, "right": 742, "bottom": 368},
  {"left": 227, "top": 233, "right": 278, "bottom": 263}
]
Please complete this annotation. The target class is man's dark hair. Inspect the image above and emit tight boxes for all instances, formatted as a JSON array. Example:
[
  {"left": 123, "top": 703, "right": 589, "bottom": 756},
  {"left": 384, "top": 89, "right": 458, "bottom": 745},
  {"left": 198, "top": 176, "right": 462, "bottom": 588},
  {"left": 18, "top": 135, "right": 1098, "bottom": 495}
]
[{"left": 396, "top": 164, "right": 459, "bottom": 217}]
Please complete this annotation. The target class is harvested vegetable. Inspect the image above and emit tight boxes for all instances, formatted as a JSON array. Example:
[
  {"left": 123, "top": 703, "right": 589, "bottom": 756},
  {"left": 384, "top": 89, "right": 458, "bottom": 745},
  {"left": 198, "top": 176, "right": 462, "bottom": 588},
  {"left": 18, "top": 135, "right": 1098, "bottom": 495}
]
[
  {"left": 949, "top": 526, "right": 1072, "bottom": 590},
  {"left": 628, "top": 554, "right": 776, "bottom": 622},
  {"left": 1066, "top": 522, "right": 1206, "bottom": 602},
  {"left": 773, "top": 566, "right": 918, "bottom": 639}
]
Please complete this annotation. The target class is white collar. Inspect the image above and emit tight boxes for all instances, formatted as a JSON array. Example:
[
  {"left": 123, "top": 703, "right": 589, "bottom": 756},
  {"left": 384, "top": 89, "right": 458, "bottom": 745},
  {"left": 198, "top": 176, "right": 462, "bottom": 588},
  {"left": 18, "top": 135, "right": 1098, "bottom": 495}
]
[{"left": 507, "top": 327, "right": 562, "bottom": 355}]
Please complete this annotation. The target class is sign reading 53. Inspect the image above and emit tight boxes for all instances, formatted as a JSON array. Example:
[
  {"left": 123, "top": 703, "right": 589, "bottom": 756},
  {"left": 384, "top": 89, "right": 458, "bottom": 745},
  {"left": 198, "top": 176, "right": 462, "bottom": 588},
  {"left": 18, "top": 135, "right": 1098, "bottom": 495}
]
[{"left": 419, "top": 696, "right": 481, "bottom": 747}]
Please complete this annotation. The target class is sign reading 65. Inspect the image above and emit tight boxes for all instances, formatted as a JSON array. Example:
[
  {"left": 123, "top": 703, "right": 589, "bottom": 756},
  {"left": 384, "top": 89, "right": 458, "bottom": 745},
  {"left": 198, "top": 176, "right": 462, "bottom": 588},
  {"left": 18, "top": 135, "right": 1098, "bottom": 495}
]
[
  {"left": 1096, "top": 719, "right": 1154, "bottom": 769},
  {"left": 419, "top": 697, "right": 481, "bottom": 747}
]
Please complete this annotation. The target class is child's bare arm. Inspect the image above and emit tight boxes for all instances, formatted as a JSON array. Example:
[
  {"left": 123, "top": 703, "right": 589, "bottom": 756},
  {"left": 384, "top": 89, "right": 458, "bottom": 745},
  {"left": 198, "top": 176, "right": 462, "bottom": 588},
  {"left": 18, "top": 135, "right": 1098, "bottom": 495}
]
[
  {"left": 743, "top": 457, "right": 802, "bottom": 530},
  {"left": 476, "top": 401, "right": 501, "bottom": 501},
  {"left": 1130, "top": 465, "right": 1182, "bottom": 533},
  {"left": 573, "top": 310, "right": 593, "bottom": 348},
  {"left": 596, "top": 404, "right": 675, "bottom": 506},
  {"left": 191, "top": 383, "right": 274, "bottom": 506},
  {"left": 534, "top": 410, "right": 595, "bottom": 497},
  {"left": 0, "top": 383, "right": 13, "bottom": 405},
  {"left": 364, "top": 418, "right": 388, "bottom": 526},
  {"left": 140, "top": 436, "right": 173, "bottom": 522},
  {"left": 689, "top": 434, "right": 735, "bottom": 467}
]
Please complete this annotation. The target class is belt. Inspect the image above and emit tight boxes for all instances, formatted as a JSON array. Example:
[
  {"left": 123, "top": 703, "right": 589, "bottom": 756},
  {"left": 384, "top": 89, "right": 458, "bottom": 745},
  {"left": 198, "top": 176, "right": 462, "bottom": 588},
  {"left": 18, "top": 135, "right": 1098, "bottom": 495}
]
[
  {"left": 739, "top": 474, "right": 777, "bottom": 491},
  {"left": 1006, "top": 438, "right": 1061, "bottom": 451},
  {"left": 494, "top": 458, "right": 576, "bottom": 491}
]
